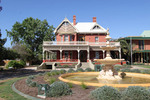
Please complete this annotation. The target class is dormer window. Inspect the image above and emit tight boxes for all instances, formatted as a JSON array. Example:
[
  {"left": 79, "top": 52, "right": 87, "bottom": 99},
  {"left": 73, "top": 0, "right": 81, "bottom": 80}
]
[{"left": 93, "top": 25, "right": 100, "bottom": 29}]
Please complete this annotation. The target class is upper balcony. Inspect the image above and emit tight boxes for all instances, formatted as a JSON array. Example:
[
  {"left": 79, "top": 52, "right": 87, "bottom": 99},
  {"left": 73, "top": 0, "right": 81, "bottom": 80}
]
[{"left": 43, "top": 41, "right": 120, "bottom": 47}]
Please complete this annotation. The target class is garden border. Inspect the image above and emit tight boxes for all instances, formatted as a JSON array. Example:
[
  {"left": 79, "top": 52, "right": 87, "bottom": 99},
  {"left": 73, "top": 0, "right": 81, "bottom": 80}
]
[{"left": 12, "top": 80, "right": 42, "bottom": 100}]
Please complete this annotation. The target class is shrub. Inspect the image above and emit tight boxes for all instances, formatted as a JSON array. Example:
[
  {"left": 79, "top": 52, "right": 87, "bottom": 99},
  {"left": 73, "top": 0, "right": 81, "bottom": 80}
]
[
  {"left": 49, "top": 77, "right": 56, "bottom": 84},
  {"left": 76, "top": 68, "right": 84, "bottom": 72},
  {"left": 67, "top": 68, "right": 75, "bottom": 73},
  {"left": 26, "top": 78, "right": 32, "bottom": 84},
  {"left": 114, "top": 67, "right": 120, "bottom": 71},
  {"left": 67, "top": 82, "right": 73, "bottom": 88},
  {"left": 141, "top": 69, "right": 150, "bottom": 74},
  {"left": 130, "top": 69, "right": 141, "bottom": 73},
  {"left": 38, "top": 73, "right": 43, "bottom": 76},
  {"left": 46, "top": 72, "right": 52, "bottom": 76},
  {"left": 6, "top": 60, "right": 25, "bottom": 69},
  {"left": 28, "top": 75, "right": 35, "bottom": 80},
  {"left": 90, "top": 86, "right": 121, "bottom": 100},
  {"left": 19, "top": 60, "right": 26, "bottom": 66},
  {"left": 121, "top": 86, "right": 150, "bottom": 100},
  {"left": 47, "top": 81, "right": 72, "bottom": 97},
  {"left": 85, "top": 68, "right": 92, "bottom": 72},
  {"left": 81, "top": 82, "right": 88, "bottom": 89},
  {"left": 62, "top": 64, "right": 69, "bottom": 68},
  {"left": 51, "top": 70, "right": 60, "bottom": 75},
  {"left": 60, "top": 69, "right": 66, "bottom": 74},
  {"left": 121, "top": 68, "right": 131, "bottom": 72},
  {"left": 29, "top": 81, "right": 38, "bottom": 87}
]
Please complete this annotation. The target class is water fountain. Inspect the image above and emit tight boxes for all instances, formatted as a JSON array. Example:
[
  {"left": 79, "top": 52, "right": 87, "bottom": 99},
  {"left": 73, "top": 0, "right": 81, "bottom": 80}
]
[{"left": 94, "top": 28, "right": 124, "bottom": 80}]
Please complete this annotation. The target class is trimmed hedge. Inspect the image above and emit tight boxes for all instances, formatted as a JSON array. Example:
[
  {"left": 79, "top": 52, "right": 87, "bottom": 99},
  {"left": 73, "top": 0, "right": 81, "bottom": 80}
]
[
  {"left": 90, "top": 86, "right": 121, "bottom": 100},
  {"left": 121, "top": 86, "right": 150, "bottom": 100},
  {"left": 47, "top": 81, "right": 72, "bottom": 97}
]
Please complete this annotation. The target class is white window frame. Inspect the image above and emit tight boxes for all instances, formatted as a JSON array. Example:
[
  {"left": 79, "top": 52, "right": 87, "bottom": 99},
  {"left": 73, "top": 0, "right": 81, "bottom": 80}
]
[
  {"left": 61, "top": 35, "right": 63, "bottom": 42},
  {"left": 64, "top": 35, "right": 68, "bottom": 42},
  {"left": 95, "top": 36, "right": 99, "bottom": 42}
]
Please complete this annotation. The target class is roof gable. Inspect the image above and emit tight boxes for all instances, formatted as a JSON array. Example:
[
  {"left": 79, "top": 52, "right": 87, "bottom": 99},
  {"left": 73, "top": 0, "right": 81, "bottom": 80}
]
[
  {"left": 54, "top": 18, "right": 78, "bottom": 34},
  {"left": 141, "top": 30, "right": 150, "bottom": 37}
]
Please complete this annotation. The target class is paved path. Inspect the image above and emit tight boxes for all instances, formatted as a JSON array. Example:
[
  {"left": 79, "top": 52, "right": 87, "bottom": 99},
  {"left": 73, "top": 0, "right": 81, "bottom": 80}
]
[{"left": 0, "top": 66, "right": 47, "bottom": 80}]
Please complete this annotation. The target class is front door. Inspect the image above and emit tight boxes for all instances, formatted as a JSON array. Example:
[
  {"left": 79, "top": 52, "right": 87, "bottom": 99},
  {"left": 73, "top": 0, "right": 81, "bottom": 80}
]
[{"left": 80, "top": 51, "right": 87, "bottom": 62}]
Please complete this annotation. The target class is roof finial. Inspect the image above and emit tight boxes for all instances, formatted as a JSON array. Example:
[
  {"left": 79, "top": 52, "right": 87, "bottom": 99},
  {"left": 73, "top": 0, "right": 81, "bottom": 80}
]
[{"left": 107, "top": 28, "right": 110, "bottom": 35}]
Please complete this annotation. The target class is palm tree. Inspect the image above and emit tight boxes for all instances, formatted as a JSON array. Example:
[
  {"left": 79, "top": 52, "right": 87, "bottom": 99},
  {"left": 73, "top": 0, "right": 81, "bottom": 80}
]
[{"left": 118, "top": 39, "right": 135, "bottom": 63}]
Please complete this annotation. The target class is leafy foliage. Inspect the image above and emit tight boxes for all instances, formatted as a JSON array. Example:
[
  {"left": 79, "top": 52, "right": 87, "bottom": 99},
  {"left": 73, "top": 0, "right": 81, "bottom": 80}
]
[
  {"left": 6, "top": 60, "right": 25, "bottom": 69},
  {"left": 0, "top": 29, "right": 7, "bottom": 62},
  {"left": 81, "top": 82, "right": 88, "bottom": 89},
  {"left": 67, "top": 68, "right": 76, "bottom": 73},
  {"left": 6, "top": 17, "right": 55, "bottom": 61},
  {"left": 60, "top": 69, "right": 66, "bottom": 74},
  {"left": 47, "top": 81, "right": 72, "bottom": 97},
  {"left": 76, "top": 68, "right": 84, "bottom": 72},
  {"left": 90, "top": 86, "right": 121, "bottom": 100},
  {"left": 121, "top": 86, "right": 150, "bottom": 100},
  {"left": 85, "top": 68, "right": 92, "bottom": 72}
]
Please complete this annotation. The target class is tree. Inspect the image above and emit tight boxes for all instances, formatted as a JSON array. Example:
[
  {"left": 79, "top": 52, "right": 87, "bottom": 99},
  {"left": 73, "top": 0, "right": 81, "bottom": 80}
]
[
  {"left": 12, "top": 43, "right": 32, "bottom": 61},
  {"left": 118, "top": 39, "right": 135, "bottom": 62},
  {"left": 6, "top": 17, "right": 55, "bottom": 62},
  {"left": 0, "top": 29, "right": 7, "bottom": 62}
]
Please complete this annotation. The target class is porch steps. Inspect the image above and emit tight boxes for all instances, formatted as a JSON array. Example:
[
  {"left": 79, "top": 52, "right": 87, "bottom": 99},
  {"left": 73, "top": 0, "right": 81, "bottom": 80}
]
[{"left": 80, "top": 62, "right": 90, "bottom": 69}]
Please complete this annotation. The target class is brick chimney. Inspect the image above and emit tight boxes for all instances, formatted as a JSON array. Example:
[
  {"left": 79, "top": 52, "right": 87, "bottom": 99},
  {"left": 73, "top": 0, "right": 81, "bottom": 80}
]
[
  {"left": 73, "top": 15, "right": 76, "bottom": 25},
  {"left": 93, "top": 17, "right": 96, "bottom": 22}
]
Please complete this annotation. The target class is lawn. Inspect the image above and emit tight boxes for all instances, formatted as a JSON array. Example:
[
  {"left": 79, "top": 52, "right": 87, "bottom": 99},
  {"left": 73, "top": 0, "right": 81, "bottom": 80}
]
[{"left": 0, "top": 78, "right": 29, "bottom": 100}]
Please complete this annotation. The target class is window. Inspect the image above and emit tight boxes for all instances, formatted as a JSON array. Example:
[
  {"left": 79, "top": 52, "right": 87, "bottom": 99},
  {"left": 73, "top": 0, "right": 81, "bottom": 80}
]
[
  {"left": 70, "top": 35, "right": 73, "bottom": 41},
  {"left": 93, "top": 25, "right": 100, "bottom": 29},
  {"left": 70, "top": 52, "right": 73, "bottom": 59},
  {"left": 79, "top": 36, "right": 85, "bottom": 41},
  {"left": 95, "top": 37, "right": 99, "bottom": 42},
  {"left": 64, "top": 51, "right": 68, "bottom": 59},
  {"left": 95, "top": 51, "right": 99, "bottom": 59},
  {"left": 64, "top": 35, "right": 68, "bottom": 42},
  {"left": 139, "top": 40, "right": 144, "bottom": 50},
  {"left": 61, "top": 35, "right": 63, "bottom": 42}
]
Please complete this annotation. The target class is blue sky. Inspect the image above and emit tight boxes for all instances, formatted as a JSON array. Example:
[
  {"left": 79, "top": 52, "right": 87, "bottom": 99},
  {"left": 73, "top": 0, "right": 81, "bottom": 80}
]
[{"left": 1, "top": 0, "right": 150, "bottom": 47}]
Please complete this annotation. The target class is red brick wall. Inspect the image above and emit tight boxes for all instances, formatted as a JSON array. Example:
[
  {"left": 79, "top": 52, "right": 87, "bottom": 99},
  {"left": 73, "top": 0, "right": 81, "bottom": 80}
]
[
  {"left": 56, "top": 33, "right": 106, "bottom": 42},
  {"left": 78, "top": 34, "right": 106, "bottom": 42},
  {"left": 145, "top": 40, "right": 150, "bottom": 50},
  {"left": 132, "top": 40, "right": 139, "bottom": 50}
]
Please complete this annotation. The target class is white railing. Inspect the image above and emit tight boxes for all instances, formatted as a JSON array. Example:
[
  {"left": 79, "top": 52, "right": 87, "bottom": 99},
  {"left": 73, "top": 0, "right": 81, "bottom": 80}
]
[{"left": 43, "top": 41, "right": 120, "bottom": 47}]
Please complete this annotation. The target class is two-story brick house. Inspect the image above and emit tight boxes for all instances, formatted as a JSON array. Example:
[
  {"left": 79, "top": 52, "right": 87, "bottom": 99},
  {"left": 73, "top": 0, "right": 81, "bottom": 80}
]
[
  {"left": 121, "top": 30, "right": 150, "bottom": 64},
  {"left": 41, "top": 16, "right": 121, "bottom": 69}
]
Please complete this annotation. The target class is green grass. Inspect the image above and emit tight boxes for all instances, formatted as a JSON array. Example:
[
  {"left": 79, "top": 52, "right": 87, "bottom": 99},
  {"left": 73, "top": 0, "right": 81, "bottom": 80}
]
[
  {"left": 137, "top": 65, "right": 150, "bottom": 68},
  {"left": 0, "top": 78, "right": 29, "bottom": 100}
]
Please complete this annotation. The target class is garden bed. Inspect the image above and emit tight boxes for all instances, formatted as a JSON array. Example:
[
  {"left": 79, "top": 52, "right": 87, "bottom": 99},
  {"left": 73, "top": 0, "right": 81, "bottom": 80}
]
[{"left": 15, "top": 75, "right": 95, "bottom": 100}]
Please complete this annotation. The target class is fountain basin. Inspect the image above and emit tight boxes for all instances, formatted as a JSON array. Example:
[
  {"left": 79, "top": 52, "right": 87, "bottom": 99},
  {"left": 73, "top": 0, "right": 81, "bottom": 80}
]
[
  {"left": 94, "top": 59, "right": 124, "bottom": 65},
  {"left": 58, "top": 72, "right": 150, "bottom": 88}
]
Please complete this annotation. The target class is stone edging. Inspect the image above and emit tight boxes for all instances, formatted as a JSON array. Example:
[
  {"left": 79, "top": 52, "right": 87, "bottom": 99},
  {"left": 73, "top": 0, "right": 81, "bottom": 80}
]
[
  {"left": 12, "top": 80, "right": 42, "bottom": 100},
  {"left": 59, "top": 72, "right": 150, "bottom": 88}
]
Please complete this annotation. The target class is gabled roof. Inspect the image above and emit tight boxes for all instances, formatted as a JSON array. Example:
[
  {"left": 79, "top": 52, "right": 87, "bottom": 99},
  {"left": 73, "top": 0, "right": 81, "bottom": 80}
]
[
  {"left": 141, "top": 30, "right": 150, "bottom": 37},
  {"left": 54, "top": 17, "right": 107, "bottom": 34},
  {"left": 54, "top": 17, "right": 78, "bottom": 33},
  {"left": 74, "top": 22, "right": 107, "bottom": 33}
]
